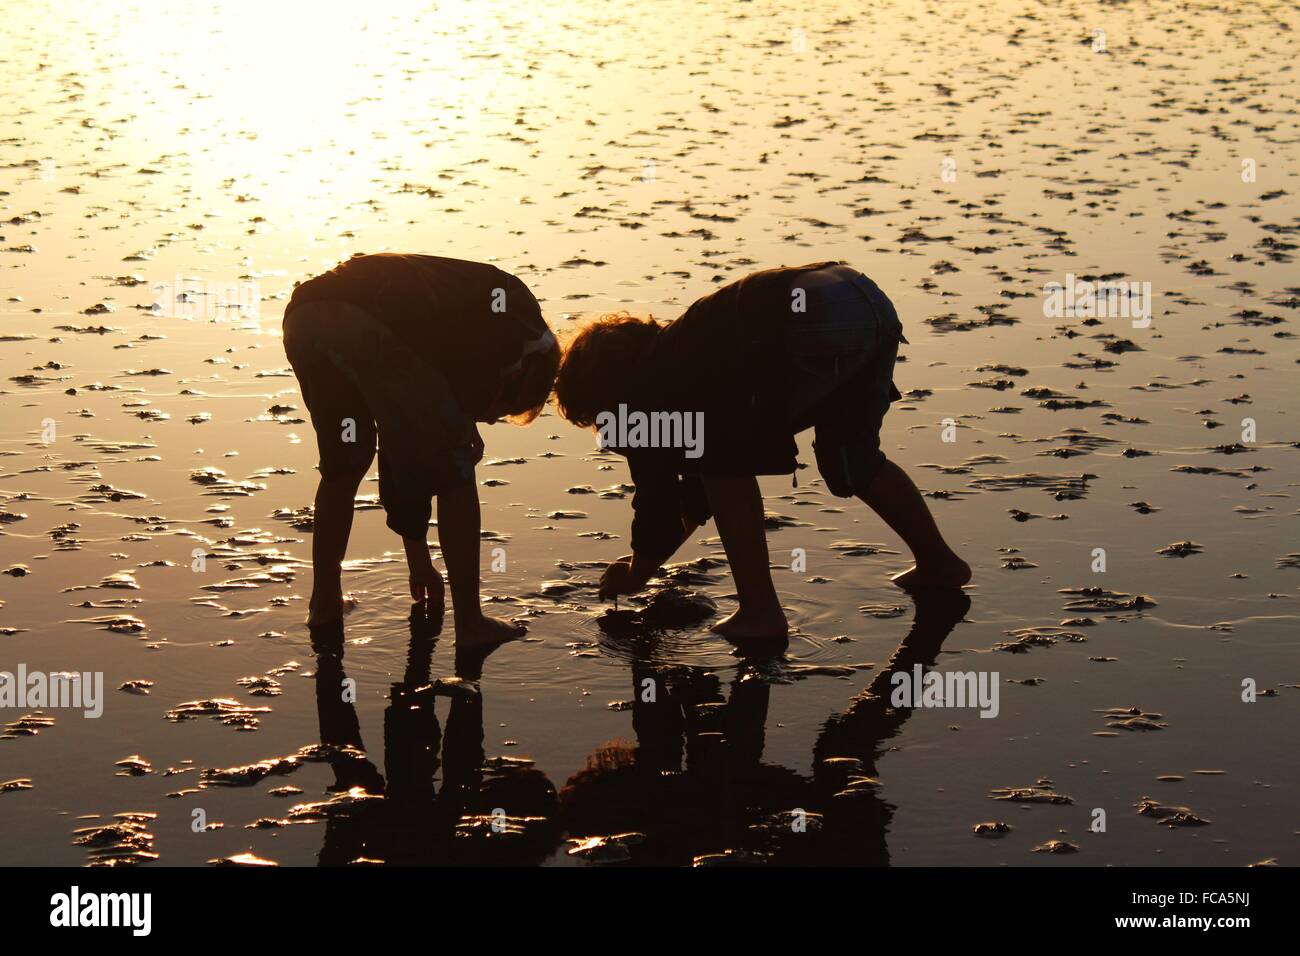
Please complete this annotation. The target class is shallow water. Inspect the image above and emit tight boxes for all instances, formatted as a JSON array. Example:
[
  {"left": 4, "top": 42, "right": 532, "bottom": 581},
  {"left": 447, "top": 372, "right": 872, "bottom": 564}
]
[{"left": 1, "top": 0, "right": 1297, "bottom": 866}]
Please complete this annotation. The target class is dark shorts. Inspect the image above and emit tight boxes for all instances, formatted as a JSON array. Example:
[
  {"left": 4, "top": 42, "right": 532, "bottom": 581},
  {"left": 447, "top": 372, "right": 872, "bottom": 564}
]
[
  {"left": 777, "top": 266, "right": 906, "bottom": 497},
  {"left": 282, "top": 300, "right": 478, "bottom": 538}
]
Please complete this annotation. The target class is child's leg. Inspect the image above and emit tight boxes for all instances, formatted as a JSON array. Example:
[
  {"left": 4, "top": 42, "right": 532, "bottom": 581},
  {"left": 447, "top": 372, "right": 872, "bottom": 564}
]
[
  {"left": 702, "top": 475, "right": 789, "bottom": 639},
  {"left": 284, "top": 302, "right": 377, "bottom": 627},
  {"left": 857, "top": 460, "right": 970, "bottom": 591},
  {"left": 791, "top": 271, "right": 969, "bottom": 591},
  {"left": 309, "top": 469, "right": 365, "bottom": 626},
  {"left": 436, "top": 480, "right": 526, "bottom": 646}
]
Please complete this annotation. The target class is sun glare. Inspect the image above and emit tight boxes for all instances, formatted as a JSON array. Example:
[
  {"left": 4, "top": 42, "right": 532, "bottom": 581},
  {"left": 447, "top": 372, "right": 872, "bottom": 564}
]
[{"left": 58, "top": 0, "right": 485, "bottom": 202}]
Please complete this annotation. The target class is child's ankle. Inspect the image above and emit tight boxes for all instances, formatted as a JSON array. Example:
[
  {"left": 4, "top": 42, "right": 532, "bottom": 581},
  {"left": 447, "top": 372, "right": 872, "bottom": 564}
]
[
  {"left": 918, "top": 549, "right": 961, "bottom": 568},
  {"left": 311, "top": 581, "right": 342, "bottom": 600},
  {"left": 453, "top": 607, "right": 485, "bottom": 627},
  {"left": 737, "top": 596, "right": 785, "bottom": 619}
]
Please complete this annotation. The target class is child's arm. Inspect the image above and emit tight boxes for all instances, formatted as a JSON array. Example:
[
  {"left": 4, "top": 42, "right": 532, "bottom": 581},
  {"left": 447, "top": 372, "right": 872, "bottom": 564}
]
[
  {"left": 403, "top": 534, "right": 444, "bottom": 605},
  {"left": 599, "top": 459, "right": 710, "bottom": 599},
  {"left": 598, "top": 516, "right": 700, "bottom": 599}
]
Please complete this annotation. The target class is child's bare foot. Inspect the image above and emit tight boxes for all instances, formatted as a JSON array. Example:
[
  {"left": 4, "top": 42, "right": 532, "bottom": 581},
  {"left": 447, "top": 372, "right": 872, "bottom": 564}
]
[
  {"left": 307, "top": 589, "right": 354, "bottom": 627},
  {"left": 891, "top": 555, "right": 971, "bottom": 592},
  {"left": 455, "top": 612, "right": 526, "bottom": 647},
  {"left": 711, "top": 604, "right": 789, "bottom": 640}
]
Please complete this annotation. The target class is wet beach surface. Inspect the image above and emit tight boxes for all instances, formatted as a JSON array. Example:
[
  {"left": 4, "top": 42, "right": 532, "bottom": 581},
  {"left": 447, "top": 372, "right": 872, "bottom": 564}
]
[{"left": 1, "top": 0, "right": 1297, "bottom": 866}]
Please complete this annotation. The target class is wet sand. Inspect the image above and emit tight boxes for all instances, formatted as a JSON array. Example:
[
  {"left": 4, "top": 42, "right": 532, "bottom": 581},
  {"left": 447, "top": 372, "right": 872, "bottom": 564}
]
[{"left": 1, "top": 0, "right": 1297, "bottom": 866}]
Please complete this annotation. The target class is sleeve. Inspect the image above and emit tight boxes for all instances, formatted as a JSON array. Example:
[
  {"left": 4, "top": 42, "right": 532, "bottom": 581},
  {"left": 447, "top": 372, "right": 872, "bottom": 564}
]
[
  {"left": 382, "top": 483, "right": 434, "bottom": 541},
  {"left": 371, "top": 353, "right": 478, "bottom": 537},
  {"left": 415, "top": 372, "right": 479, "bottom": 488},
  {"left": 628, "top": 454, "right": 712, "bottom": 561},
  {"left": 380, "top": 439, "right": 478, "bottom": 540}
]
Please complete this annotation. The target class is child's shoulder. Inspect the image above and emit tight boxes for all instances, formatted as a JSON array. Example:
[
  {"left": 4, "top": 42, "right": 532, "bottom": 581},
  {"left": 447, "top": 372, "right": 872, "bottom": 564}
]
[{"left": 740, "top": 260, "right": 845, "bottom": 288}]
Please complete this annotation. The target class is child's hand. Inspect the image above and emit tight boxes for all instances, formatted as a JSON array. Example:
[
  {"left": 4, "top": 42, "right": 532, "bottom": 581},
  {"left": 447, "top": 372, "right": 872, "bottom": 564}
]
[
  {"left": 598, "top": 556, "right": 642, "bottom": 600},
  {"left": 403, "top": 535, "right": 445, "bottom": 606},
  {"left": 409, "top": 563, "right": 445, "bottom": 605},
  {"left": 404, "top": 552, "right": 445, "bottom": 606}
]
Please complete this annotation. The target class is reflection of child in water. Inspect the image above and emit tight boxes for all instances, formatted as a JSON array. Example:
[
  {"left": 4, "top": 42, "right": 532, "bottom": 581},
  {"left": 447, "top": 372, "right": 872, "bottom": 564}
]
[
  {"left": 561, "top": 593, "right": 970, "bottom": 866},
  {"left": 310, "top": 611, "right": 562, "bottom": 866},
  {"left": 559, "top": 666, "right": 818, "bottom": 866}
]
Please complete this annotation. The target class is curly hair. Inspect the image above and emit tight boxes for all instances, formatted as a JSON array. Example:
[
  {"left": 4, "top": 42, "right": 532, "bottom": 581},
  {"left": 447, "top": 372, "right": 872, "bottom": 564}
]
[{"left": 553, "top": 312, "right": 661, "bottom": 427}]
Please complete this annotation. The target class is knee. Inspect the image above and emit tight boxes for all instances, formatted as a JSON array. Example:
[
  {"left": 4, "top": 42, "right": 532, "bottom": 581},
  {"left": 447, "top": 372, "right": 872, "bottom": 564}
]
[
  {"left": 319, "top": 434, "right": 376, "bottom": 487},
  {"left": 318, "top": 460, "right": 371, "bottom": 493}
]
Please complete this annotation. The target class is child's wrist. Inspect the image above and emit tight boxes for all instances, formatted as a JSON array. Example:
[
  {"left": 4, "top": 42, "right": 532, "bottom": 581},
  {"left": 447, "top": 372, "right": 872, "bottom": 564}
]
[
  {"left": 403, "top": 538, "right": 432, "bottom": 561},
  {"left": 628, "top": 554, "right": 657, "bottom": 586}
]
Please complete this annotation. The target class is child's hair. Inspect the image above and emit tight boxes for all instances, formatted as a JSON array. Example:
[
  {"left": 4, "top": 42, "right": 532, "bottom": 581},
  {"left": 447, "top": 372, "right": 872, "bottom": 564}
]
[
  {"left": 558, "top": 740, "right": 642, "bottom": 835},
  {"left": 554, "top": 312, "right": 661, "bottom": 427},
  {"left": 502, "top": 335, "right": 562, "bottom": 425}
]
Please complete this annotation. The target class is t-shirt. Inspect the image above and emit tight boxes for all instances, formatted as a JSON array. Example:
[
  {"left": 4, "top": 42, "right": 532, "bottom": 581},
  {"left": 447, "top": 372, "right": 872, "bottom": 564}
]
[
  {"left": 285, "top": 253, "right": 547, "bottom": 420},
  {"left": 634, "top": 261, "right": 839, "bottom": 420}
]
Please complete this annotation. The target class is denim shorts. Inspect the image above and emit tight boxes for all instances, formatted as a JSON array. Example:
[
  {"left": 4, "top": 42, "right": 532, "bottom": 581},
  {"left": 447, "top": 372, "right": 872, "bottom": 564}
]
[
  {"left": 282, "top": 300, "right": 478, "bottom": 538},
  {"left": 778, "top": 266, "right": 906, "bottom": 497}
]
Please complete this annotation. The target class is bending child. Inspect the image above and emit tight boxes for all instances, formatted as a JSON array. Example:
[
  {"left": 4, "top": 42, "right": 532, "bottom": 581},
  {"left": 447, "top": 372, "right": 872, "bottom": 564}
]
[
  {"left": 553, "top": 261, "right": 969, "bottom": 640},
  {"left": 283, "top": 253, "right": 559, "bottom": 644}
]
